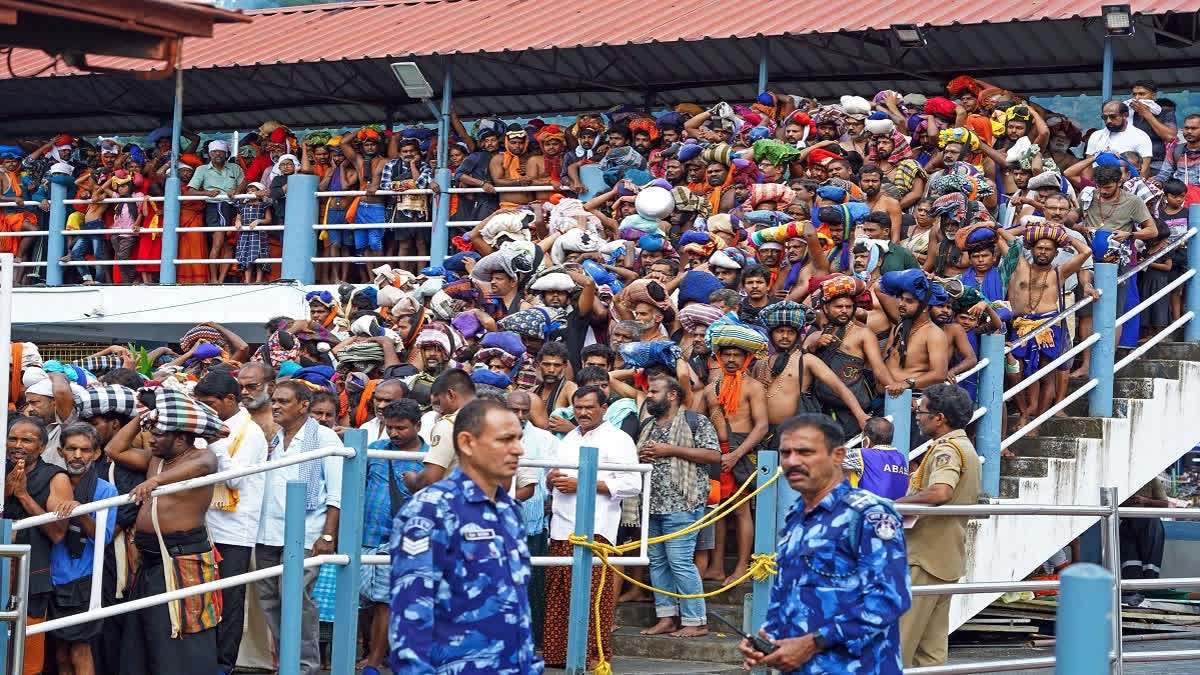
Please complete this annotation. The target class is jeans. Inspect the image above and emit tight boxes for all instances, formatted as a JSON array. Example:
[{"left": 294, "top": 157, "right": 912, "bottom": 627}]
[
  {"left": 69, "top": 220, "right": 110, "bottom": 281},
  {"left": 255, "top": 544, "right": 321, "bottom": 675},
  {"left": 647, "top": 505, "right": 706, "bottom": 625}
]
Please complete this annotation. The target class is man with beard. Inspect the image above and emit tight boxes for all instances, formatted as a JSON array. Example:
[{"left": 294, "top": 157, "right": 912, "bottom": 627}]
[
  {"left": 1006, "top": 224, "right": 1092, "bottom": 429},
  {"left": 928, "top": 292, "right": 980, "bottom": 401},
  {"left": 193, "top": 372, "right": 269, "bottom": 675},
  {"left": 679, "top": 303, "right": 724, "bottom": 386},
  {"left": 5, "top": 416, "right": 72, "bottom": 674},
  {"left": 533, "top": 342, "right": 576, "bottom": 418},
  {"left": 358, "top": 378, "right": 408, "bottom": 444},
  {"left": 188, "top": 140, "right": 244, "bottom": 283},
  {"left": 49, "top": 423, "right": 117, "bottom": 675},
  {"left": 381, "top": 137, "right": 435, "bottom": 272},
  {"left": 805, "top": 277, "right": 895, "bottom": 438},
  {"left": 1085, "top": 100, "right": 1154, "bottom": 176},
  {"left": 1128, "top": 81, "right": 1178, "bottom": 175},
  {"left": 636, "top": 376, "right": 719, "bottom": 638},
  {"left": 631, "top": 126, "right": 656, "bottom": 158},
  {"left": 756, "top": 300, "right": 870, "bottom": 441},
  {"left": 490, "top": 125, "right": 544, "bottom": 207},
  {"left": 708, "top": 249, "right": 743, "bottom": 290},
  {"left": 236, "top": 362, "right": 278, "bottom": 442},
  {"left": 697, "top": 323, "right": 769, "bottom": 584},
  {"left": 121, "top": 389, "right": 225, "bottom": 675},
  {"left": 876, "top": 271, "right": 951, "bottom": 408},
  {"left": 753, "top": 242, "right": 787, "bottom": 298},
  {"left": 454, "top": 126, "right": 502, "bottom": 219},
  {"left": 529, "top": 266, "right": 605, "bottom": 371},
  {"left": 662, "top": 157, "right": 686, "bottom": 187},
  {"left": 22, "top": 370, "right": 77, "bottom": 468},
  {"left": 532, "top": 124, "right": 568, "bottom": 195},
  {"left": 408, "top": 326, "right": 457, "bottom": 408},
  {"left": 860, "top": 165, "right": 904, "bottom": 240},
  {"left": 1153, "top": 113, "right": 1200, "bottom": 188}
]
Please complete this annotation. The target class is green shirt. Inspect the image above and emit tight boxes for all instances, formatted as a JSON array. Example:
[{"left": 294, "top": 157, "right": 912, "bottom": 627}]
[
  {"left": 879, "top": 242, "right": 920, "bottom": 274},
  {"left": 187, "top": 162, "right": 245, "bottom": 199}
]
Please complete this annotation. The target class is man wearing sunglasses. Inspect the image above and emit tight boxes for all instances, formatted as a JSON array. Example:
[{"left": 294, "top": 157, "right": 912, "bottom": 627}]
[
  {"left": 1085, "top": 100, "right": 1153, "bottom": 177},
  {"left": 896, "top": 383, "right": 980, "bottom": 668}
]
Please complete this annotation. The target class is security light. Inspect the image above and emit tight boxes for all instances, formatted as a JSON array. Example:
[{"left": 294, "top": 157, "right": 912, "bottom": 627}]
[
  {"left": 1102, "top": 4, "right": 1134, "bottom": 37},
  {"left": 892, "top": 24, "right": 926, "bottom": 48},
  {"left": 390, "top": 62, "right": 434, "bottom": 100}
]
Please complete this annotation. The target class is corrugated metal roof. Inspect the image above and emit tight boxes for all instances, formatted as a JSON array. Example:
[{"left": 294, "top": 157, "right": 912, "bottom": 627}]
[
  {"left": 0, "top": 0, "right": 1196, "bottom": 77},
  {"left": 0, "top": 2, "right": 1197, "bottom": 136}
]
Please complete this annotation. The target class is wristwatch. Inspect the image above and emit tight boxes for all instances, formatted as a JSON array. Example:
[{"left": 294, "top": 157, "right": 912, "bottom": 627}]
[
  {"left": 904, "top": 377, "right": 917, "bottom": 389},
  {"left": 812, "top": 633, "right": 829, "bottom": 651},
  {"left": 320, "top": 534, "right": 334, "bottom": 543}
]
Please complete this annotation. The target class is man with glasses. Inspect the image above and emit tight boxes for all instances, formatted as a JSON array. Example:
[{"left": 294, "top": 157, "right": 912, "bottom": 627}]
[
  {"left": 1085, "top": 100, "right": 1154, "bottom": 177},
  {"left": 896, "top": 384, "right": 980, "bottom": 667}
]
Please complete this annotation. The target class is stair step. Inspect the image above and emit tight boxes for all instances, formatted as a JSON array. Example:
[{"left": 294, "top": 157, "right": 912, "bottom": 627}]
[
  {"left": 1034, "top": 416, "right": 1105, "bottom": 438},
  {"left": 1008, "top": 436, "right": 1080, "bottom": 459},
  {"left": 616, "top": 601, "right": 744, "bottom": 630},
  {"left": 999, "top": 476, "right": 1020, "bottom": 499},
  {"left": 1118, "top": 341, "right": 1200, "bottom": 362},
  {"left": 696, "top": 578, "right": 752, "bottom": 605},
  {"left": 1065, "top": 395, "right": 1130, "bottom": 417},
  {"left": 1000, "top": 456, "right": 1048, "bottom": 478},
  {"left": 608, "top": 627, "right": 745, "bottom": 665},
  {"left": 1115, "top": 358, "right": 1182, "bottom": 380}
]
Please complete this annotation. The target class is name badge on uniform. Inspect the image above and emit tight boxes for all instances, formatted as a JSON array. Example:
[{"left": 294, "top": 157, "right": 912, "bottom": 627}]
[{"left": 463, "top": 529, "right": 495, "bottom": 541}]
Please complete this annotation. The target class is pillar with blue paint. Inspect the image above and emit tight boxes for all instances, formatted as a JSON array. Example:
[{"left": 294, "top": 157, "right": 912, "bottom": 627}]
[
  {"left": 884, "top": 389, "right": 913, "bottom": 457},
  {"left": 1054, "top": 563, "right": 1113, "bottom": 674},
  {"left": 565, "top": 445, "right": 598, "bottom": 675},
  {"left": 1089, "top": 262, "right": 1118, "bottom": 417},
  {"left": 279, "top": 480, "right": 307, "bottom": 675},
  {"left": 45, "top": 182, "right": 66, "bottom": 286},
  {"left": 281, "top": 173, "right": 319, "bottom": 284},
  {"left": 1186, "top": 205, "right": 1200, "bottom": 342},
  {"left": 330, "top": 429, "right": 367, "bottom": 675},
  {"left": 749, "top": 451, "right": 778, "bottom": 675},
  {"left": 977, "top": 333, "right": 1004, "bottom": 497}
]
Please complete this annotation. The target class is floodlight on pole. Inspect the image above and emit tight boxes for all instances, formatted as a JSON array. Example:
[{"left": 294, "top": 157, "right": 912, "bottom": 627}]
[
  {"left": 390, "top": 62, "right": 434, "bottom": 100},
  {"left": 891, "top": 24, "right": 927, "bottom": 48},
  {"left": 1101, "top": 4, "right": 1134, "bottom": 37}
]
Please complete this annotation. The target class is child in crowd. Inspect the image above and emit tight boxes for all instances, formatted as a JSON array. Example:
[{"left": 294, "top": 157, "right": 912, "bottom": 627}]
[
  {"left": 1158, "top": 179, "right": 1190, "bottom": 323},
  {"left": 233, "top": 181, "right": 273, "bottom": 283}
]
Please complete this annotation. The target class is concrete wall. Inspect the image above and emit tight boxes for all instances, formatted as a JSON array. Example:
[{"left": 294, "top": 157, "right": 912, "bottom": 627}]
[
  {"left": 12, "top": 283, "right": 311, "bottom": 344},
  {"left": 950, "top": 360, "right": 1200, "bottom": 629}
]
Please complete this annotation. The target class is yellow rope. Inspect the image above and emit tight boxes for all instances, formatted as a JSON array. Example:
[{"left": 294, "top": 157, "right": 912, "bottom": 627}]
[{"left": 566, "top": 466, "right": 783, "bottom": 674}]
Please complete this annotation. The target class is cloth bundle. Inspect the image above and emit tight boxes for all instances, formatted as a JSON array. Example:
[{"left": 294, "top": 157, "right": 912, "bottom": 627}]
[
  {"left": 618, "top": 341, "right": 681, "bottom": 369},
  {"left": 497, "top": 308, "right": 565, "bottom": 340},
  {"left": 1023, "top": 223, "right": 1071, "bottom": 248},
  {"left": 677, "top": 271, "right": 725, "bottom": 307},
  {"left": 880, "top": 269, "right": 949, "bottom": 306},
  {"left": 705, "top": 318, "right": 768, "bottom": 357},
  {"left": 137, "top": 388, "right": 227, "bottom": 438},
  {"left": 550, "top": 228, "right": 602, "bottom": 265},
  {"left": 75, "top": 384, "right": 138, "bottom": 420},
  {"left": 954, "top": 223, "right": 998, "bottom": 252},
  {"left": 758, "top": 301, "right": 808, "bottom": 331},
  {"left": 479, "top": 330, "right": 527, "bottom": 357},
  {"left": 749, "top": 221, "right": 806, "bottom": 249},
  {"left": 679, "top": 304, "right": 726, "bottom": 332},
  {"left": 547, "top": 198, "right": 602, "bottom": 235},
  {"left": 479, "top": 211, "right": 533, "bottom": 247}
]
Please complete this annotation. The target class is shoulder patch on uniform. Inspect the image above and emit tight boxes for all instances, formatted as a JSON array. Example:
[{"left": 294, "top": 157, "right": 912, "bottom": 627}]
[
  {"left": 865, "top": 511, "right": 901, "bottom": 541},
  {"left": 934, "top": 453, "right": 952, "bottom": 467},
  {"left": 401, "top": 536, "right": 430, "bottom": 555},
  {"left": 416, "top": 491, "right": 443, "bottom": 504},
  {"left": 406, "top": 516, "right": 435, "bottom": 534}
]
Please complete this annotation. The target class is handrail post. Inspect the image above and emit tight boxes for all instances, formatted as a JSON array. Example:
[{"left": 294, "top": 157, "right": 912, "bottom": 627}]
[
  {"left": 281, "top": 173, "right": 319, "bottom": 284},
  {"left": 978, "top": 334, "right": 1004, "bottom": 498},
  {"left": 1100, "top": 486, "right": 1124, "bottom": 674},
  {"left": 0, "top": 520, "right": 10, "bottom": 666},
  {"left": 1089, "top": 263, "right": 1118, "bottom": 417},
  {"left": 46, "top": 182, "right": 66, "bottom": 286},
  {"left": 279, "top": 480, "right": 307, "bottom": 675},
  {"left": 885, "top": 389, "right": 913, "bottom": 457},
  {"left": 429, "top": 57, "right": 453, "bottom": 268},
  {"left": 749, "top": 450, "right": 778, "bottom": 675},
  {"left": 330, "top": 430, "right": 367, "bottom": 675},
  {"left": 1186, "top": 211, "right": 1200, "bottom": 341},
  {"left": 160, "top": 177, "right": 180, "bottom": 284},
  {"left": 1055, "top": 563, "right": 1114, "bottom": 674},
  {"left": 565, "top": 445, "right": 598, "bottom": 675}
]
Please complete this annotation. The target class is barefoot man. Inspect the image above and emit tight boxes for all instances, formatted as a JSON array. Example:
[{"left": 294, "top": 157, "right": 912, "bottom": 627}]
[
  {"left": 119, "top": 388, "right": 226, "bottom": 675},
  {"left": 696, "top": 320, "right": 769, "bottom": 584}
]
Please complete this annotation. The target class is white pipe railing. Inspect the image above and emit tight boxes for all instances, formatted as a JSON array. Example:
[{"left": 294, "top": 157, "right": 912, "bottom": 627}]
[
  {"left": 909, "top": 407, "right": 987, "bottom": 460},
  {"left": 1118, "top": 227, "right": 1197, "bottom": 284},
  {"left": 1114, "top": 311, "right": 1195, "bottom": 373},
  {"left": 1116, "top": 268, "right": 1196, "bottom": 327},
  {"left": 14, "top": 445, "right": 355, "bottom": 531},
  {"left": 1000, "top": 379, "right": 1099, "bottom": 450},
  {"left": 1004, "top": 294, "right": 1096, "bottom": 355},
  {"left": 1002, "top": 334, "right": 1099, "bottom": 402}
]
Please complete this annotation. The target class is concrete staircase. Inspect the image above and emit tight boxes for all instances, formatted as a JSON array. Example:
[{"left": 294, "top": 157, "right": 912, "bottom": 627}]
[
  {"left": 952, "top": 341, "right": 1200, "bottom": 629},
  {"left": 610, "top": 342, "right": 1200, "bottom": 665}
]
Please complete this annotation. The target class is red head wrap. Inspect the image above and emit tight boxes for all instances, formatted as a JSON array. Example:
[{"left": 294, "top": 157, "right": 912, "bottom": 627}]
[
  {"left": 947, "top": 75, "right": 982, "bottom": 97},
  {"left": 924, "top": 96, "right": 957, "bottom": 120},
  {"left": 628, "top": 118, "right": 660, "bottom": 142}
]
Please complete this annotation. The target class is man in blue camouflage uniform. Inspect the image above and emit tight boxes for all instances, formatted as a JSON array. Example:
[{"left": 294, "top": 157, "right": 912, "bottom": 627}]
[
  {"left": 740, "top": 413, "right": 911, "bottom": 674},
  {"left": 389, "top": 398, "right": 544, "bottom": 675}
]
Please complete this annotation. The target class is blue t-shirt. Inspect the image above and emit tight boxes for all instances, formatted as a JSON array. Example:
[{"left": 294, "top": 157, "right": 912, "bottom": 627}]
[{"left": 51, "top": 478, "right": 117, "bottom": 585}]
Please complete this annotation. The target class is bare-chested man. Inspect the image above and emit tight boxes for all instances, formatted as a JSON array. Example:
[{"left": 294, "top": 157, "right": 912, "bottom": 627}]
[
  {"left": 875, "top": 272, "right": 951, "bottom": 398},
  {"left": 533, "top": 342, "right": 577, "bottom": 417},
  {"left": 757, "top": 302, "right": 870, "bottom": 442},
  {"left": 113, "top": 389, "right": 224, "bottom": 675},
  {"left": 490, "top": 125, "right": 546, "bottom": 207},
  {"left": 803, "top": 278, "right": 895, "bottom": 438},
  {"left": 1006, "top": 225, "right": 1092, "bottom": 430},
  {"left": 860, "top": 165, "right": 904, "bottom": 242},
  {"left": 339, "top": 128, "right": 395, "bottom": 262},
  {"left": 695, "top": 333, "right": 768, "bottom": 584}
]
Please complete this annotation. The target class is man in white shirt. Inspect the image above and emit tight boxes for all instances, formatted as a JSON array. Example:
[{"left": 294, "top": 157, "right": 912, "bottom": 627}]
[
  {"left": 542, "top": 386, "right": 641, "bottom": 669},
  {"left": 256, "top": 380, "right": 343, "bottom": 675},
  {"left": 510, "top": 389, "right": 560, "bottom": 650},
  {"left": 1085, "top": 100, "right": 1154, "bottom": 175},
  {"left": 194, "top": 372, "right": 269, "bottom": 675},
  {"left": 357, "top": 378, "right": 406, "bottom": 446}
]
